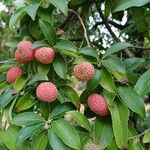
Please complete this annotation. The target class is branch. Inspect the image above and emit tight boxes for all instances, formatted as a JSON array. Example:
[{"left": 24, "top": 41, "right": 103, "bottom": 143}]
[
  {"left": 69, "top": 9, "right": 91, "bottom": 47},
  {"left": 95, "top": 2, "right": 134, "bottom": 57}
]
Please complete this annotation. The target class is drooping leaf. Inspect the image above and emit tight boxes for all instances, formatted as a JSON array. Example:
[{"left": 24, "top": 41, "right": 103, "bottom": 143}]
[
  {"left": 109, "top": 101, "right": 129, "bottom": 149},
  {"left": 31, "top": 131, "right": 48, "bottom": 150},
  {"left": 12, "top": 112, "right": 45, "bottom": 126},
  {"left": 100, "top": 68, "right": 116, "bottom": 93},
  {"left": 134, "top": 69, "right": 150, "bottom": 97},
  {"left": 117, "top": 86, "right": 145, "bottom": 118},
  {"left": 67, "top": 111, "right": 91, "bottom": 131},
  {"left": 93, "top": 117, "right": 114, "bottom": 149},
  {"left": 39, "top": 19, "right": 57, "bottom": 46},
  {"left": 48, "top": 128, "right": 69, "bottom": 150},
  {"left": 51, "top": 118, "right": 81, "bottom": 150}
]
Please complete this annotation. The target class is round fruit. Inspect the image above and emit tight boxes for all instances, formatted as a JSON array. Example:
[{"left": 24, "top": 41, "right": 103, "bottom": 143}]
[
  {"left": 35, "top": 47, "right": 55, "bottom": 64},
  {"left": 36, "top": 82, "right": 58, "bottom": 102},
  {"left": 87, "top": 94, "right": 109, "bottom": 116},
  {"left": 17, "top": 40, "right": 32, "bottom": 52},
  {"left": 73, "top": 62, "right": 95, "bottom": 82},
  {"left": 7, "top": 67, "right": 22, "bottom": 84}
]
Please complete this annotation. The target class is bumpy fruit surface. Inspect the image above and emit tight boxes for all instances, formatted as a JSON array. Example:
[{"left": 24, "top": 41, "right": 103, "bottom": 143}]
[
  {"left": 35, "top": 47, "right": 55, "bottom": 64},
  {"left": 87, "top": 94, "right": 109, "bottom": 116},
  {"left": 7, "top": 67, "right": 22, "bottom": 84},
  {"left": 36, "top": 82, "right": 58, "bottom": 102},
  {"left": 74, "top": 62, "right": 95, "bottom": 82},
  {"left": 15, "top": 40, "right": 34, "bottom": 63},
  {"left": 17, "top": 40, "right": 32, "bottom": 52}
]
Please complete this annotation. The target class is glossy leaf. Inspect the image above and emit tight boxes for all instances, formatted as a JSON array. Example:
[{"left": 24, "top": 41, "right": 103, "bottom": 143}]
[
  {"left": 87, "top": 69, "right": 101, "bottom": 91},
  {"left": 54, "top": 39, "right": 77, "bottom": 58},
  {"left": 14, "top": 76, "right": 28, "bottom": 92},
  {"left": 53, "top": 55, "right": 67, "bottom": 79},
  {"left": 39, "top": 19, "right": 57, "bottom": 46},
  {"left": 67, "top": 111, "right": 91, "bottom": 131},
  {"left": 100, "top": 68, "right": 116, "bottom": 93},
  {"left": 117, "top": 86, "right": 145, "bottom": 118},
  {"left": 51, "top": 118, "right": 81, "bottom": 150},
  {"left": 12, "top": 112, "right": 45, "bottom": 126}
]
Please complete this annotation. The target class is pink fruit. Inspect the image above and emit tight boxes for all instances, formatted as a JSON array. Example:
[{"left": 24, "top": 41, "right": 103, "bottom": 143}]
[
  {"left": 7, "top": 67, "right": 22, "bottom": 84},
  {"left": 74, "top": 62, "right": 95, "bottom": 82},
  {"left": 36, "top": 82, "right": 58, "bottom": 102},
  {"left": 35, "top": 47, "right": 55, "bottom": 64},
  {"left": 15, "top": 40, "right": 34, "bottom": 63},
  {"left": 87, "top": 94, "right": 109, "bottom": 116}
]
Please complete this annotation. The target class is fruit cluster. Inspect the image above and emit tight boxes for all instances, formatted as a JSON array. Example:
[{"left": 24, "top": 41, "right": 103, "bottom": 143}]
[{"left": 6, "top": 40, "right": 109, "bottom": 117}]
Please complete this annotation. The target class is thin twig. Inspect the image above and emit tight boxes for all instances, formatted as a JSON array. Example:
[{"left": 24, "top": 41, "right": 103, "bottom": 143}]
[
  {"left": 95, "top": 2, "right": 134, "bottom": 58},
  {"left": 69, "top": 9, "right": 91, "bottom": 47}
]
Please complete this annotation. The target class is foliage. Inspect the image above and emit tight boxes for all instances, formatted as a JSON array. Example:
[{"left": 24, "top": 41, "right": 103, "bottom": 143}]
[{"left": 0, "top": 0, "right": 150, "bottom": 150}]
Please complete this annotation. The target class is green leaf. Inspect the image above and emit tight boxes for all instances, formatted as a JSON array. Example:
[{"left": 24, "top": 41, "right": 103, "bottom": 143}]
[
  {"left": 102, "top": 57, "right": 126, "bottom": 75},
  {"left": 109, "top": 101, "right": 129, "bottom": 149},
  {"left": 12, "top": 112, "right": 45, "bottom": 126},
  {"left": 38, "top": 63, "right": 50, "bottom": 75},
  {"left": 61, "top": 85, "right": 80, "bottom": 108},
  {"left": 27, "top": 73, "right": 48, "bottom": 85},
  {"left": 117, "top": 86, "right": 145, "bottom": 118},
  {"left": 49, "top": 0, "right": 68, "bottom": 15},
  {"left": 14, "top": 76, "right": 28, "bottom": 92},
  {"left": 93, "top": 117, "right": 114, "bottom": 149},
  {"left": 51, "top": 118, "right": 81, "bottom": 150},
  {"left": 9, "top": 7, "right": 26, "bottom": 29},
  {"left": 33, "top": 40, "right": 48, "bottom": 48},
  {"left": 0, "top": 90, "right": 14, "bottom": 109},
  {"left": 39, "top": 19, "right": 57, "bottom": 46},
  {"left": 48, "top": 128, "right": 69, "bottom": 150},
  {"left": 54, "top": 39, "right": 77, "bottom": 58},
  {"left": 15, "top": 92, "right": 36, "bottom": 112},
  {"left": 124, "top": 57, "right": 144, "bottom": 72},
  {"left": 50, "top": 103, "right": 75, "bottom": 119},
  {"left": 0, "top": 62, "right": 16, "bottom": 72},
  {"left": 80, "top": 47, "right": 99, "bottom": 61},
  {"left": 113, "top": 0, "right": 150, "bottom": 12},
  {"left": 53, "top": 55, "right": 67, "bottom": 79},
  {"left": 0, "top": 126, "right": 31, "bottom": 150},
  {"left": 130, "top": 142, "right": 144, "bottom": 150},
  {"left": 25, "top": 4, "right": 40, "bottom": 20},
  {"left": 87, "top": 69, "right": 101, "bottom": 92},
  {"left": 103, "top": 89, "right": 116, "bottom": 106},
  {"left": 143, "top": 128, "right": 150, "bottom": 143},
  {"left": 67, "top": 111, "right": 91, "bottom": 131},
  {"left": 103, "top": 42, "right": 132, "bottom": 58},
  {"left": 134, "top": 69, "right": 150, "bottom": 97},
  {"left": 31, "top": 131, "right": 48, "bottom": 150},
  {"left": 16, "top": 123, "right": 44, "bottom": 144},
  {"left": 100, "top": 68, "right": 116, "bottom": 93}
]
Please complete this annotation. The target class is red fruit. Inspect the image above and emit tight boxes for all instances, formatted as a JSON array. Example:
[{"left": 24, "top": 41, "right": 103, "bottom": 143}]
[
  {"left": 7, "top": 67, "right": 22, "bottom": 84},
  {"left": 15, "top": 40, "right": 34, "bottom": 64},
  {"left": 74, "top": 62, "right": 95, "bottom": 82},
  {"left": 17, "top": 40, "right": 32, "bottom": 52},
  {"left": 87, "top": 94, "right": 109, "bottom": 116},
  {"left": 35, "top": 47, "right": 55, "bottom": 64},
  {"left": 36, "top": 82, "right": 58, "bottom": 102}
]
